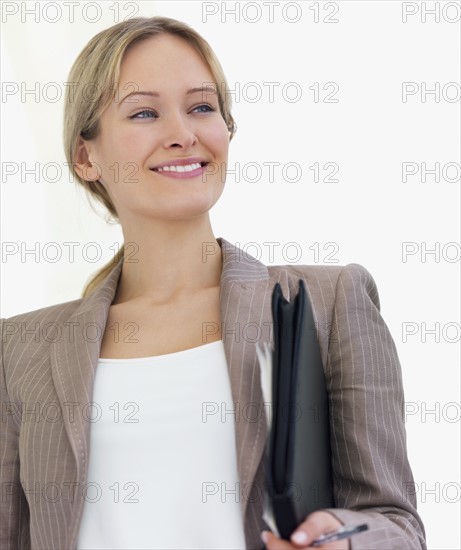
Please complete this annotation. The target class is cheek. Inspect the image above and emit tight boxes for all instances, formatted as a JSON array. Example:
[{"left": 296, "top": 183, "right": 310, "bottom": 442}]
[
  {"left": 100, "top": 122, "right": 150, "bottom": 165},
  {"left": 205, "top": 119, "right": 230, "bottom": 156},
  {"left": 110, "top": 130, "right": 146, "bottom": 163},
  {"left": 95, "top": 133, "right": 144, "bottom": 195}
]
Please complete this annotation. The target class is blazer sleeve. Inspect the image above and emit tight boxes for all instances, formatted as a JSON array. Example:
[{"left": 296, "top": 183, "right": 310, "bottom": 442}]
[
  {"left": 320, "top": 264, "right": 427, "bottom": 549},
  {"left": 0, "top": 317, "right": 31, "bottom": 550}
]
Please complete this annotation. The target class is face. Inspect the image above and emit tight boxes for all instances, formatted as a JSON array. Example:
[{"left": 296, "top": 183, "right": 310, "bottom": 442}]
[{"left": 77, "top": 34, "right": 230, "bottom": 223}]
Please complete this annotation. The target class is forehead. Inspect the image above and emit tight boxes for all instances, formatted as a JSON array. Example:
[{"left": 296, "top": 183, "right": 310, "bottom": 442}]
[{"left": 119, "top": 34, "right": 213, "bottom": 86}]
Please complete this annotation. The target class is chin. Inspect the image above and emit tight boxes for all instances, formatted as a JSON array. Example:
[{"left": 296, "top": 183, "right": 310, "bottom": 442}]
[{"left": 133, "top": 202, "right": 217, "bottom": 221}]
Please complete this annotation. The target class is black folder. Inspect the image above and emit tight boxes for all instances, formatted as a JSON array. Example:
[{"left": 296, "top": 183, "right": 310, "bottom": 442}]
[{"left": 266, "top": 279, "right": 335, "bottom": 540}]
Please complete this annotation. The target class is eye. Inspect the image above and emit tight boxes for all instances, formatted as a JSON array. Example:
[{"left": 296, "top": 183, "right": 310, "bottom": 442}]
[
  {"left": 192, "top": 104, "right": 216, "bottom": 113},
  {"left": 129, "top": 109, "right": 157, "bottom": 120},
  {"left": 129, "top": 104, "right": 216, "bottom": 120}
]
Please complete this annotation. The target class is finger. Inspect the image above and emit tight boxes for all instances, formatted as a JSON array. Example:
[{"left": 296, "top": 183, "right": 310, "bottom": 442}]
[
  {"left": 307, "top": 539, "right": 349, "bottom": 550},
  {"left": 290, "top": 510, "right": 343, "bottom": 547},
  {"left": 262, "top": 530, "right": 302, "bottom": 550}
]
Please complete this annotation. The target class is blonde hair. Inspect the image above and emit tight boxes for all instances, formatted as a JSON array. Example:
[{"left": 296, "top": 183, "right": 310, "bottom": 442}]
[{"left": 63, "top": 16, "right": 237, "bottom": 298}]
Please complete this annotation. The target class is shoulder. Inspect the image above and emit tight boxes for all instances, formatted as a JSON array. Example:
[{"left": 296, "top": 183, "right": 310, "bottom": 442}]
[
  {"left": 1, "top": 298, "right": 83, "bottom": 332},
  {"left": 267, "top": 262, "right": 377, "bottom": 288},
  {"left": 333, "top": 263, "right": 380, "bottom": 310},
  {"left": 267, "top": 261, "right": 371, "bottom": 274},
  {"left": 1, "top": 300, "right": 85, "bottom": 381},
  {"left": 267, "top": 262, "right": 380, "bottom": 309}
]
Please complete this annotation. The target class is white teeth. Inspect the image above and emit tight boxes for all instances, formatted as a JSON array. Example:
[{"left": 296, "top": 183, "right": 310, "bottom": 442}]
[{"left": 156, "top": 162, "right": 202, "bottom": 172}]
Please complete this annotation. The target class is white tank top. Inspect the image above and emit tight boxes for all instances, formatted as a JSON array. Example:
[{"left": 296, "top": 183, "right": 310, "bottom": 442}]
[{"left": 76, "top": 340, "right": 246, "bottom": 550}]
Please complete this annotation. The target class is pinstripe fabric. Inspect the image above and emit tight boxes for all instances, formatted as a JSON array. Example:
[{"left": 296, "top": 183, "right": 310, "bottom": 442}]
[{"left": 1, "top": 237, "right": 426, "bottom": 550}]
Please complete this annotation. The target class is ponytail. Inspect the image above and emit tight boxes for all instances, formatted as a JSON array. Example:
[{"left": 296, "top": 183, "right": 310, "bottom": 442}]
[{"left": 81, "top": 244, "right": 124, "bottom": 298}]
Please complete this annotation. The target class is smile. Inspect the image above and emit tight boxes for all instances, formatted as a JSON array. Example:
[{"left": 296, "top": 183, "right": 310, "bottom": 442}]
[
  {"left": 155, "top": 162, "right": 202, "bottom": 172},
  {"left": 150, "top": 163, "right": 208, "bottom": 179}
]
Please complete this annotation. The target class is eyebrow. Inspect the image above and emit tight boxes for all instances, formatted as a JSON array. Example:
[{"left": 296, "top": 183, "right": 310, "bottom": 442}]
[{"left": 118, "top": 85, "right": 218, "bottom": 106}]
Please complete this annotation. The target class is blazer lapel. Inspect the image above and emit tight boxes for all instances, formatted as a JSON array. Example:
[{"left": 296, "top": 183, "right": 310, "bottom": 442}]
[
  {"left": 49, "top": 255, "right": 123, "bottom": 545},
  {"left": 218, "top": 238, "right": 272, "bottom": 524},
  {"left": 49, "top": 236, "right": 275, "bottom": 545}
]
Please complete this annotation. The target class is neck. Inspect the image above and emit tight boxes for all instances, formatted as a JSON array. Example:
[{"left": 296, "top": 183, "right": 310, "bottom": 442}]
[{"left": 113, "top": 215, "right": 222, "bottom": 305}]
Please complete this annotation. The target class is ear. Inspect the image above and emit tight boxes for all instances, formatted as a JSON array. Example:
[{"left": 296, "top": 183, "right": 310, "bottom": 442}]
[{"left": 73, "top": 137, "right": 101, "bottom": 182}]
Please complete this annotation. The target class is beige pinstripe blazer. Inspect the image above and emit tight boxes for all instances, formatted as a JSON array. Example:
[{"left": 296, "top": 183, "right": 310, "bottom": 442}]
[{"left": 1, "top": 237, "right": 426, "bottom": 550}]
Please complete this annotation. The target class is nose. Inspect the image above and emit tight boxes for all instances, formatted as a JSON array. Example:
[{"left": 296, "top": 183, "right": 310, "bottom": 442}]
[{"left": 161, "top": 111, "right": 197, "bottom": 149}]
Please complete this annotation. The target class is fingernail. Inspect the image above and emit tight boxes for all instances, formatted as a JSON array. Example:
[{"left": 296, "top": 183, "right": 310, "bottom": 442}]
[
  {"left": 261, "top": 531, "right": 268, "bottom": 544},
  {"left": 291, "top": 530, "right": 309, "bottom": 545}
]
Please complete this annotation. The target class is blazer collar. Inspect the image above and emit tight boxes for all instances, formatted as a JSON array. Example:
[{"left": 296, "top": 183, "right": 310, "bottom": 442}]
[{"left": 50, "top": 237, "right": 271, "bottom": 543}]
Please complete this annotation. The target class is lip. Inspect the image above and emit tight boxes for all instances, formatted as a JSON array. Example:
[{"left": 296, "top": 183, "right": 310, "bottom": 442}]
[{"left": 150, "top": 156, "right": 209, "bottom": 170}]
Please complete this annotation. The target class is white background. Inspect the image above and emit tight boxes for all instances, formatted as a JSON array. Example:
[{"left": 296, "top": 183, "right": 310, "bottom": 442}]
[{"left": 1, "top": 1, "right": 460, "bottom": 548}]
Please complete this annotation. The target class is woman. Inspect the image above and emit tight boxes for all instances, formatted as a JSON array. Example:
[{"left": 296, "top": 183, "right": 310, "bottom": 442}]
[{"left": 0, "top": 16, "right": 426, "bottom": 550}]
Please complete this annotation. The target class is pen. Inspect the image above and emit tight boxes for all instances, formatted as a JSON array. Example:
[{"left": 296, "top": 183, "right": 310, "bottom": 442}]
[{"left": 311, "top": 523, "right": 369, "bottom": 547}]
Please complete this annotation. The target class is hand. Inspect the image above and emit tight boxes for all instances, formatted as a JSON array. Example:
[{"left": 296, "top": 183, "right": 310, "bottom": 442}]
[{"left": 261, "top": 510, "right": 350, "bottom": 549}]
